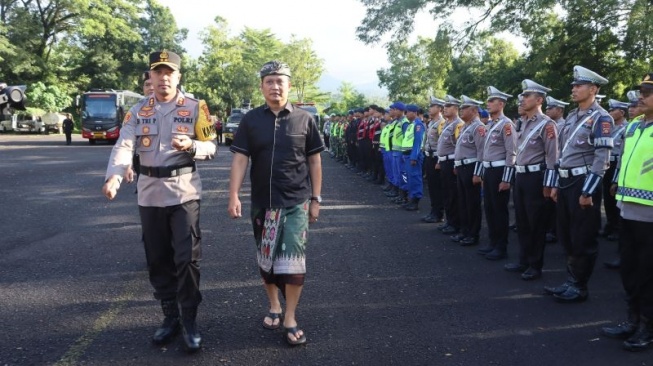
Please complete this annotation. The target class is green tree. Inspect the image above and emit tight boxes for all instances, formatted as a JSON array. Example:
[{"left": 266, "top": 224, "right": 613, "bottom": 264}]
[
  {"left": 28, "top": 81, "right": 72, "bottom": 112},
  {"left": 281, "top": 36, "right": 325, "bottom": 103}
]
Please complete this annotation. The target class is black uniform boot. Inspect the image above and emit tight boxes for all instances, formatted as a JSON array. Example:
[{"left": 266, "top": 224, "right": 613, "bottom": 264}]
[
  {"left": 602, "top": 311, "right": 639, "bottom": 339},
  {"left": 152, "top": 298, "right": 180, "bottom": 345},
  {"left": 623, "top": 316, "right": 653, "bottom": 352},
  {"left": 181, "top": 307, "right": 202, "bottom": 353},
  {"left": 404, "top": 198, "right": 419, "bottom": 211}
]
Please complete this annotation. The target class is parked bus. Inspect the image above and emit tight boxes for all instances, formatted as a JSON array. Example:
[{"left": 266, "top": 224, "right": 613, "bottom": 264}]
[{"left": 77, "top": 89, "right": 143, "bottom": 144}]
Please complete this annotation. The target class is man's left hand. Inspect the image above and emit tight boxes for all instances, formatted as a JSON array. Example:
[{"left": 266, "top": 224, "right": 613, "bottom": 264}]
[{"left": 171, "top": 134, "right": 193, "bottom": 151}]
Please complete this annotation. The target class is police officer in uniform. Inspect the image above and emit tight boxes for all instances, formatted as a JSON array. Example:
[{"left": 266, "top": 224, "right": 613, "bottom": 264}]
[
  {"left": 422, "top": 97, "right": 446, "bottom": 223},
  {"left": 390, "top": 102, "right": 410, "bottom": 204},
  {"left": 478, "top": 86, "right": 516, "bottom": 260},
  {"left": 451, "top": 96, "right": 486, "bottom": 246},
  {"left": 437, "top": 96, "right": 464, "bottom": 235},
  {"left": 546, "top": 66, "right": 613, "bottom": 303},
  {"left": 601, "top": 74, "right": 653, "bottom": 351},
  {"left": 402, "top": 104, "right": 426, "bottom": 211},
  {"left": 505, "top": 80, "right": 558, "bottom": 281},
  {"left": 543, "top": 96, "right": 570, "bottom": 243},
  {"left": 102, "top": 51, "right": 217, "bottom": 352}
]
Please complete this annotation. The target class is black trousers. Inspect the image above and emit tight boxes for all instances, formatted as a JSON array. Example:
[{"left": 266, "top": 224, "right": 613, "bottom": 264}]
[
  {"left": 140, "top": 200, "right": 203, "bottom": 308},
  {"left": 557, "top": 176, "right": 602, "bottom": 287},
  {"left": 440, "top": 160, "right": 459, "bottom": 229},
  {"left": 514, "top": 171, "right": 547, "bottom": 269},
  {"left": 371, "top": 145, "right": 382, "bottom": 179},
  {"left": 65, "top": 132, "right": 72, "bottom": 144},
  {"left": 544, "top": 199, "right": 557, "bottom": 235},
  {"left": 425, "top": 156, "right": 443, "bottom": 217},
  {"left": 483, "top": 167, "right": 511, "bottom": 251},
  {"left": 603, "top": 161, "right": 620, "bottom": 232},
  {"left": 620, "top": 218, "right": 653, "bottom": 318},
  {"left": 456, "top": 164, "right": 482, "bottom": 239},
  {"left": 324, "top": 135, "right": 330, "bottom": 149}
]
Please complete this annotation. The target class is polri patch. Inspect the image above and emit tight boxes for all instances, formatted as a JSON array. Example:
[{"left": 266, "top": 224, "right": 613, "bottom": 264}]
[
  {"left": 504, "top": 123, "right": 512, "bottom": 136},
  {"left": 123, "top": 111, "right": 132, "bottom": 125},
  {"left": 546, "top": 123, "right": 555, "bottom": 139}
]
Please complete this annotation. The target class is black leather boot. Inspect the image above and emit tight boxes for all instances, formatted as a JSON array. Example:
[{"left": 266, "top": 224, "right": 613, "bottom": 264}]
[
  {"left": 553, "top": 283, "right": 588, "bottom": 303},
  {"left": 404, "top": 198, "right": 419, "bottom": 211},
  {"left": 181, "top": 307, "right": 202, "bottom": 353},
  {"left": 623, "top": 316, "right": 653, "bottom": 352},
  {"left": 602, "top": 311, "right": 639, "bottom": 339},
  {"left": 152, "top": 298, "right": 180, "bottom": 345}
]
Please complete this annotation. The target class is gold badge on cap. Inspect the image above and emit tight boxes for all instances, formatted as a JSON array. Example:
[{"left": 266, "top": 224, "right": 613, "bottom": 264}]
[
  {"left": 142, "top": 136, "right": 151, "bottom": 147},
  {"left": 160, "top": 51, "right": 168, "bottom": 62}
]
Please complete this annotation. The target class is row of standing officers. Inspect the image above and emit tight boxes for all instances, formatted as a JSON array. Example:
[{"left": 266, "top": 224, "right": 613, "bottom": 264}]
[{"left": 325, "top": 66, "right": 653, "bottom": 352}]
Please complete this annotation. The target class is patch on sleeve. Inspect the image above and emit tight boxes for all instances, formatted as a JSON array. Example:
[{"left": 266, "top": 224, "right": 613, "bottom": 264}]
[
  {"left": 504, "top": 123, "right": 512, "bottom": 136},
  {"left": 415, "top": 125, "right": 421, "bottom": 132},
  {"left": 478, "top": 125, "right": 486, "bottom": 137},
  {"left": 546, "top": 123, "right": 556, "bottom": 139},
  {"left": 123, "top": 111, "right": 132, "bottom": 125},
  {"left": 194, "top": 100, "right": 216, "bottom": 141}
]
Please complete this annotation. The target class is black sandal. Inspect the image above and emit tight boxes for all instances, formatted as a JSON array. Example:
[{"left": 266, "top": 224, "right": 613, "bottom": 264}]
[
  {"left": 284, "top": 326, "right": 307, "bottom": 346},
  {"left": 262, "top": 312, "right": 282, "bottom": 330}
]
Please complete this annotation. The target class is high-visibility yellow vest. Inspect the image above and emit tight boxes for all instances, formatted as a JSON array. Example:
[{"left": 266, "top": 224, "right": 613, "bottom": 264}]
[
  {"left": 401, "top": 122, "right": 415, "bottom": 151},
  {"left": 616, "top": 121, "right": 653, "bottom": 206},
  {"left": 380, "top": 121, "right": 395, "bottom": 150},
  {"left": 391, "top": 117, "right": 408, "bottom": 151}
]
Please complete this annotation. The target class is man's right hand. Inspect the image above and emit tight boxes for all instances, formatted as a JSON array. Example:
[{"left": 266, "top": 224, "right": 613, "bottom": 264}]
[
  {"left": 228, "top": 196, "right": 242, "bottom": 219},
  {"left": 102, "top": 176, "right": 120, "bottom": 200}
]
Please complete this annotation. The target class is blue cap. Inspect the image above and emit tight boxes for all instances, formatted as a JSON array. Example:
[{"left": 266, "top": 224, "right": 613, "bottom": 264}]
[
  {"left": 390, "top": 101, "right": 406, "bottom": 111},
  {"left": 348, "top": 110, "right": 354, "bottom": 115},
  {"left": 405, "top": 104, "right": 419, "bottom": 112},
  {"left": 479, "top": 109, "right": 489, "bottom": 118}
]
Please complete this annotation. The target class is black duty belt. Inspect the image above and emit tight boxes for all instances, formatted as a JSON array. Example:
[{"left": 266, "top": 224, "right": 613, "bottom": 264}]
[{"left": 139, "top": 163, "right": 196, "bottom": 178}]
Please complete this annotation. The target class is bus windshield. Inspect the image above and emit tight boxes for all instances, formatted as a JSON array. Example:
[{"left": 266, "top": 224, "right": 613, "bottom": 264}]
[{"left": 83, "top": 94, "right": 117, "bottom": 119}]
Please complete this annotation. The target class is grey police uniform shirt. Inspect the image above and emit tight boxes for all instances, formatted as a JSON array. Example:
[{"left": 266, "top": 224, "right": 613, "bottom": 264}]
[
  {"left": 481, "top": 115, "right": 516, "bottom": 164},
  {"left": 424, "top": 115, "right": 444, "bottom": 155},
  {"left": 556, "top": 117, "right": 566, "bottom": 132},
  {"left": 436, "top": 117, "right": 464, "bottom": 157},
  {"left": 481, "top": 115, "right": 517, "bottom": 182},
  {"left": 515, "top": 112, "right": 559, "bottom": 186},
  {"left": 454, "top": 118, "right": 485, "bottom": 161},
  {"left": 105, "top": 93, "right": 217, "bottom": 207},
  {"left": 558, "top": 101, "right": 613, "bottom": 173}
]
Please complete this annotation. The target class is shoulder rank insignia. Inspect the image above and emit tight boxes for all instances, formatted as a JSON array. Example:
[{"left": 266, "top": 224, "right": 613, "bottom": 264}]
[
  {"left": 176, "top": 97, "right": 185, "bottom": 106},
  {"left": 148, "top": 97, "right": 155, "bottom": 106},
  {"left": 177, "top": 110, "right": 191, "bottom": 117}
]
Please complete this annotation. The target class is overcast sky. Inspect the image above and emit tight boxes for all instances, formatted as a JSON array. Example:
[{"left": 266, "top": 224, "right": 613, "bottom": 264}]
[{"left": 156, "top": 0, "right": 448, "bottom": 92}]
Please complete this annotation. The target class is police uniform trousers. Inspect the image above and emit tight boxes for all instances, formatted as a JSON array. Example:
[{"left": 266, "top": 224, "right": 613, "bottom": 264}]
[
  {"left": 620, "top": 218, "right": 653, "bottom": 319},
  {"left": 406, "top": 153, "right": 424, "bottom": 199},
  {"left": 347, "top": 139, "right": 357, "bottom": 166},
  {"left": 400, "top": 154, "right": 410, "bottom": 191},
  {"left": 391, "top": 151, "right": 404, "bottom": 188},
  {"left": 357, "top": 139, "right": 367, "bottom": 171},
  {"left": 456, "top": 163, "right": 481, "bottom": 239},
  {"left": 514, "top": 170, "right": 548, "bottom": 269},
  {"left": 425, "top": 155, "right": 444, "bottom": 217},
  {"left": 372, "top": 144, "right": 383, "bottom": 180},
  {"left": 140, "top": 200, "right": 202, "bottom": 308},
  {"left": 324, "top": 134, "right": 330, "bottom": 150},
  {"left": 382, "top": 149, "right": 394, "bottom": 184},
  {"left": 557, "top": 176, "right": 602, "bottom": 288},
  {"left": 483, "top": 166, "right": 510, "bottom": 252},
  {"left": 602, "top": 160, "right": 621, "bottom": 233},
  {"left": 440, "top": 159, "right": 460, "bottom": 229}
]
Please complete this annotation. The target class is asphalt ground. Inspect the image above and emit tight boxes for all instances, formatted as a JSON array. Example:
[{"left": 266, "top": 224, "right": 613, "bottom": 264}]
[{"left": 0, "top": 133, "right": 650, "bottom": 366}]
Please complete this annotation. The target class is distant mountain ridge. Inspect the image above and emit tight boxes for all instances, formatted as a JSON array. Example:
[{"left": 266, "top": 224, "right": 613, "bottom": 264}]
[{"left": 318, "top": 73, "right": 386, "bottom": 96}]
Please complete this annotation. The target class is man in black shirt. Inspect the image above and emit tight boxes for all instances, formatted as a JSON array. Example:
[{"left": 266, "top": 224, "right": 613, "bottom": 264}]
[{"left": 228, "top": 61, "right": 324, "bottom": 346}]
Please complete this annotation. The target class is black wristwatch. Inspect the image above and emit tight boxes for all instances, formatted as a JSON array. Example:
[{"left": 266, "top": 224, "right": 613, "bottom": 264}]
[
  {"left": 310, "top": 196, "right": 322, "bottom": 203},
  {"left": 581, "top": 192, "right": 591, "bottom": 198}
]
